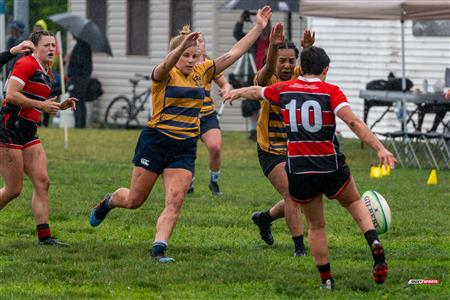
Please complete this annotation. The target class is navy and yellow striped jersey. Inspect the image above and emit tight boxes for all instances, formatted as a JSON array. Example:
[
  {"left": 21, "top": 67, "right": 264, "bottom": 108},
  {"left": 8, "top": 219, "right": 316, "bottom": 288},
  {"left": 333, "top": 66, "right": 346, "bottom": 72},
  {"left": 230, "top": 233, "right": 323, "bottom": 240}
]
[
  {"left": 149, "top": 60, "right": 215, "bottom": 140},
  {"left": 200, "top": 59, "right": 222, "bottom": 118},
  {"left": 254, "top": 66, "right": 302, "bottom": 155}
]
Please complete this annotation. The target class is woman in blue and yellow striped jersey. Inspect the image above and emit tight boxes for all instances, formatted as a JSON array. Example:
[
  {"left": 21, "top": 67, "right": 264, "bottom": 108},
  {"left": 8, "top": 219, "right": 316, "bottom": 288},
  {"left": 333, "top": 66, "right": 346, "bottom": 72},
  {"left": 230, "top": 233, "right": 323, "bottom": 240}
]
[
  {"left": 187, "top": 32, "right": 232, "bottom": 196},
  {"left": 89, "top": 6, "right": 273, "bottom": 262}
]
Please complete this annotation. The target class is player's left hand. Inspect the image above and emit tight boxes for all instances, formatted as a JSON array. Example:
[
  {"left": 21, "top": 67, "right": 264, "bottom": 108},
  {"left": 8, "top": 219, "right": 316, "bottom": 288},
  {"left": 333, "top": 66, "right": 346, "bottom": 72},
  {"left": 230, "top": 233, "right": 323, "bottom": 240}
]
[
  {"left": 222, "top": 89, "right": 240, "bottom": 105},
  {"left": 219, "top": 84, "right": 232, "bottom": 99},
  {"left": 60, "top": 97, "right": 78, "bottom": 111}
]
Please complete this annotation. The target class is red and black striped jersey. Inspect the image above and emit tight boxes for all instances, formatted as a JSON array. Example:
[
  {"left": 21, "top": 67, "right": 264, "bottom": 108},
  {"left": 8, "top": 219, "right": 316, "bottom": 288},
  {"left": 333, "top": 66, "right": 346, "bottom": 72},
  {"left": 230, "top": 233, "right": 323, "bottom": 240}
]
[
  {"left": 262, "top": 76, "right": 349, "bottom": 174},
  {"left": 2, "top": 55, "right": 52, "bottom": 123}
]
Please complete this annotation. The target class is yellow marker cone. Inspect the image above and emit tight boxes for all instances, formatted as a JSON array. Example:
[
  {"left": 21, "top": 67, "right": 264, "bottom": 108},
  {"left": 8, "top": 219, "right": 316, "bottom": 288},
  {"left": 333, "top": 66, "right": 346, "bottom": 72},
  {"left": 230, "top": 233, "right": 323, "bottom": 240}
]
[
  {"left": 427, "top": 169, "right": 438, "bottom": 185},
  {"left": 370, "top": 165, "right": 382, "bottom": 178},
  {"left": 381, "top": 165, "right": 389, "bottom": 177}
]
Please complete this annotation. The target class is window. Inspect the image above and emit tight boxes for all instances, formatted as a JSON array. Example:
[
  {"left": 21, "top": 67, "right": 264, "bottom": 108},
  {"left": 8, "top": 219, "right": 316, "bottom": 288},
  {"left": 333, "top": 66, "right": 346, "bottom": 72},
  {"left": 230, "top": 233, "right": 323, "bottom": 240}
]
[
  {"left": 127, "top": 0, "right": 149, "bottom": 55},
  {"left": 87, "top": 0, "right": 107, "bottom": 36},
  {"left": 170, "top": 0, "right": 192, "bottom": 38}
]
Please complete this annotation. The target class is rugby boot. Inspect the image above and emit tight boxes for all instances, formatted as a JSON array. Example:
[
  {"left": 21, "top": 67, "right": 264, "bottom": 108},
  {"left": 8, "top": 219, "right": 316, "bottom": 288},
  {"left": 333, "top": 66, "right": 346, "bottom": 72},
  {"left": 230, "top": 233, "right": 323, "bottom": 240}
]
[
  {"left": 251, "top": 211, "right": 274, "bottom": 245},
  {"left": 89, "top": 194, "right": 112, "bottom": 227},
  {"left": 39, "top": 236, "right": 69, "bottom": 247},
  {"left": 320, "top": 279, "right": 335, "bottom": 290},
  {"left": 371, "top": 242, "right": 388, "bottom": 284},
  {"left": 208, "top": 181, "right": 222, "bottom": 195}
]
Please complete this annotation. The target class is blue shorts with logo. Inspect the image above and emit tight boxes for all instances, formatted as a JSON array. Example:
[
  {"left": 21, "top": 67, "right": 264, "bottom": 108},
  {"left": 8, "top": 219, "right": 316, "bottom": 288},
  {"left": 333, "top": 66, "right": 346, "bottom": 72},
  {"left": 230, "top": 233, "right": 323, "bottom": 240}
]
[
  {"left": 200, "top": 111, "right": 220, "bottom": 136},
  {"left": 132, "top": 127, "right": 197, "bottom": 174}
]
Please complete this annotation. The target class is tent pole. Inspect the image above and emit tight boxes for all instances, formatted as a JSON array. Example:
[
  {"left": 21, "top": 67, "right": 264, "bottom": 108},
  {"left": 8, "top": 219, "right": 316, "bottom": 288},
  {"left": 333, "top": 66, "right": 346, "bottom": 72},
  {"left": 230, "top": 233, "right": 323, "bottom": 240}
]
[{"left": 401, "top": 20, "right": 407, "bottom": 132}]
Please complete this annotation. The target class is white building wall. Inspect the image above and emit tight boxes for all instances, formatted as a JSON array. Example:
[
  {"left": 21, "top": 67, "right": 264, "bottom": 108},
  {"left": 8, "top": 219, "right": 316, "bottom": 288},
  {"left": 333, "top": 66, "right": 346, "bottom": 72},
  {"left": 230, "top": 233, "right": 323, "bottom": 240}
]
[
  {"left": 69, "top": 1, "right": 449, "bottom": 134},
  {"left": 308, "top": 18, "right": 450, "bottom": 137}
]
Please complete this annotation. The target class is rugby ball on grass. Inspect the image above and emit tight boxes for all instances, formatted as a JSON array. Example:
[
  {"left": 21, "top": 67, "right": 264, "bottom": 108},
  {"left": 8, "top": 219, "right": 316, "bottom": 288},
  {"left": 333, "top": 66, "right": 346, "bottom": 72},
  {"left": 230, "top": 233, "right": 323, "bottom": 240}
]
[{"left": 361, "top": 191, "right": 391, "bottom": 234}]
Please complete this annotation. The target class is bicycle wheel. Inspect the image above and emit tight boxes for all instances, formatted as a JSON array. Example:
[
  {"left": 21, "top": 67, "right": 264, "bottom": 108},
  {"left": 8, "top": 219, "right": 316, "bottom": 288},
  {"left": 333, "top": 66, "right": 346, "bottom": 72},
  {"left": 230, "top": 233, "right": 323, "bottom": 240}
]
[{"left": 104, "top": 96, "right": 132, "bottom": 129}]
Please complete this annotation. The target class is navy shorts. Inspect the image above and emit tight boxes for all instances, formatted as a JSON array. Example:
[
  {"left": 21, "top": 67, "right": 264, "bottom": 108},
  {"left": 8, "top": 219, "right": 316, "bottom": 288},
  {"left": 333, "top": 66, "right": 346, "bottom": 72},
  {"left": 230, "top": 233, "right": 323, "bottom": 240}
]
[
  {"left": 0, "top": 112, "right": 40, "bottom": 150},
  {"left": 257, "top": 145, "right": 286, "bottom": 177},
  {"left": 132, "top": 127, "right": 197, "bottom": 174},
  {"left": 288, "top": 165, "right": 352, "bottom": 202},
  {"left": 200, "top": 111, "right": 220, "bottom": 136}
]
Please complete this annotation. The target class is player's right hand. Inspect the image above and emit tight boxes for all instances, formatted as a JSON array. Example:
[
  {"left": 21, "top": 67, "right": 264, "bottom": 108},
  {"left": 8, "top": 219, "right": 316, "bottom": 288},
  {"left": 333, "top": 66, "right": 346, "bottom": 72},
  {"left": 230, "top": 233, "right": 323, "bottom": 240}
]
[
  {"left": 10, "top": 40, "right": 35, "bottom": 55},
  {"left": 270, "top": 23, "right": 284, "bottom": 46},
  {"left": 40, "top": 96, "right": 61, "bottom": 113}
]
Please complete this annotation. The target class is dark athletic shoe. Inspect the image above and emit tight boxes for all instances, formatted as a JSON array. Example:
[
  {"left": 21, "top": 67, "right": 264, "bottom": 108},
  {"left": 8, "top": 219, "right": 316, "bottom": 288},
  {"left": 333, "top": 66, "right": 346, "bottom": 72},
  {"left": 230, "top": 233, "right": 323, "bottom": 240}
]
[
  {"left": 208, "top": 181, "right": 222, "bottom": 195},
  {"left": 320, "top": 279, "right": 335, "bottom": 290},
  {"left": 251, "top": 211, "right": 274, "bottom": 245},
  {"left": 151, "top": 253, "right": 175, "bottom": 263},
  {"left": 294, "top": 248, "right": 307, "bottom": 257},
  {"left": 371, "top": 242, "right": 388, "bottom": 284},
  {"left": 187, "top": 180, "right": 194, "bottom": 194},
  {"left": 39, "top": 237, "right": 69, "bottom": 247},
  {"left": 89, "top": 194, "right": 112, "bottom": 227}
]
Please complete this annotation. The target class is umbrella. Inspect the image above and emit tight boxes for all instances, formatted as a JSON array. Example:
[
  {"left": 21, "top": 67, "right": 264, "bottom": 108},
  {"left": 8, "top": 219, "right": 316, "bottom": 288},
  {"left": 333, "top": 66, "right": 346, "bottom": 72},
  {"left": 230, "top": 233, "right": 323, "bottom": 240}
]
[
  {"left": 221, "top": 0, "right": 299, "bottom": 40},
  {"left": 299, "top": 0, "right": 450, "bottom": 131},
  {"left": 48, "top": 13, "right": 113, "bottom": 56}
]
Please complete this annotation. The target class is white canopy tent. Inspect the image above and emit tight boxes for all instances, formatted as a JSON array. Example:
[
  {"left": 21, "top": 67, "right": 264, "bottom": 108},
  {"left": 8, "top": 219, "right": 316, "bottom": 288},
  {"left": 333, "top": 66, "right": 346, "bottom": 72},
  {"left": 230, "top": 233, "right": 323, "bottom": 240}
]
[{"left": 299, "top": 0, "right": 450, "bottom": 130}]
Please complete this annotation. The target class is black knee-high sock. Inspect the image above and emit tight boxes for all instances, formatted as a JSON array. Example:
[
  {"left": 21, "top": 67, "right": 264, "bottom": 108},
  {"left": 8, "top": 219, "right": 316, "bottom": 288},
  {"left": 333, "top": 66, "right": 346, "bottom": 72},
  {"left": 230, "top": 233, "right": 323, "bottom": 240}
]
[
  {"left": 317, "top": 263, "right": 333, "bottom": 283},
  {"left": 264, "top": 210, "right": 275, "bottom": 222},
  {"left": 365, "top": 229, "right": 385, "bottom": 264},
  {"left": 292, "top": 235, "right": 305, "bottom": 251},
  {"left": 37, "top": 223, "right": 51, "bottom": 241}
]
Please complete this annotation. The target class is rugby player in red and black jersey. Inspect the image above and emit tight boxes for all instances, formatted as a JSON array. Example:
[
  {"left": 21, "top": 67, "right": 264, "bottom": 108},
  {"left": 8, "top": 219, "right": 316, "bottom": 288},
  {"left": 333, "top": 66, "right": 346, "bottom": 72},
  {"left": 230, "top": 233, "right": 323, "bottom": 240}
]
[
  {"left": 0, "top": 31, "right": 77, "bottom": 247},
  {"left": 224, "top": 46, "right": 396, "bottom": 289}
]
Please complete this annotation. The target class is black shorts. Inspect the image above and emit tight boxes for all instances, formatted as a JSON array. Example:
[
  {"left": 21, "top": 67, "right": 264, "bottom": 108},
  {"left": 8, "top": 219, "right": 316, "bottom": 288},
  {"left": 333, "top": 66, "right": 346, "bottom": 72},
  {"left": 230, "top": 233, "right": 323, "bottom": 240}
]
[
  {"left": 200, "top": 111, "right": 220, "bottom": 136},
  {"left": 0, "top": 112, "right": 40, "bottom": 150},
  {"left": 132, "top": 127, "right": 197, "bottom": 174},
  {"left": 288, "top": 165, "right": 352, "bottom": 202},
  {"left": 257, "top": 145, "right": 286, "bottom": 177}
]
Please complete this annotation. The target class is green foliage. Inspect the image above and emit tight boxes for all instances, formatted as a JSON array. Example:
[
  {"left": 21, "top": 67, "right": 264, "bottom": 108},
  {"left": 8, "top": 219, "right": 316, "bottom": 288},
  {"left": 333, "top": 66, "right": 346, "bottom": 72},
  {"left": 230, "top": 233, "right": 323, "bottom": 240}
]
[{"left": 0, "top": 129, "right": 449, "bottom": 299}]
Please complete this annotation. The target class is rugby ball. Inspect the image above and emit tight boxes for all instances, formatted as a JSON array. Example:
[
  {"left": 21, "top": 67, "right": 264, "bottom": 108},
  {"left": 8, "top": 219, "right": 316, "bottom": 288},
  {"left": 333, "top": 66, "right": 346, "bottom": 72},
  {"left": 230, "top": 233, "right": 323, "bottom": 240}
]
[{"left": 361, "top": 191, "right": 391, "bottom": 234}]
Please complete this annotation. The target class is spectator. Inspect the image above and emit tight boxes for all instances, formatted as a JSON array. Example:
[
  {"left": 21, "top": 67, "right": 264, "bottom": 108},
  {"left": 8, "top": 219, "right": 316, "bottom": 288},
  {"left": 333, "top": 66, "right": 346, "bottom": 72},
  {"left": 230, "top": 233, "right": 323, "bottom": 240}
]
[
  {"left": 67, "top": 36, "right": 92, "bottom": 128},
  {"left": 5, "top": 20, "right": 27, "bottom": 76}
]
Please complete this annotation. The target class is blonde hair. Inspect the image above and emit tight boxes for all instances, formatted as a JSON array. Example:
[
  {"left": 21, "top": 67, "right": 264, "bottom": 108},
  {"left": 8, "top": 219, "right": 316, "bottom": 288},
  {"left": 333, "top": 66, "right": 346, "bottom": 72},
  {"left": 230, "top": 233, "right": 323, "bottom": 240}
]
[{"left": 169, "top": 25, "right": 192, "bottom": 51}]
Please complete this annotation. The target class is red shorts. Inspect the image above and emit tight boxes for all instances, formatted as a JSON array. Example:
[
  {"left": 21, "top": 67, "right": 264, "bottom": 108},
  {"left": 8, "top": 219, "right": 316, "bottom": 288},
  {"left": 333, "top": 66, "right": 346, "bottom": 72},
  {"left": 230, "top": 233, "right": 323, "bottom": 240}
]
[{"left": 0, "top": 112, "right": 40, "bottom": 150}]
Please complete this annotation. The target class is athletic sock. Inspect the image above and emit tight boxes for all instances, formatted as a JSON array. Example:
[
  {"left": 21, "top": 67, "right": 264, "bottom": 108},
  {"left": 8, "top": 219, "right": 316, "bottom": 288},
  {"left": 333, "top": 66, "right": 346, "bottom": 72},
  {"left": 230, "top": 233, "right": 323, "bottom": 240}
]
[
  {"left": 263, "top": 210, "right": 275, "bottom": 222},
  {"left": 152, "top": 240, "right": 168, "bottom": 257},
  {"left": 210, "top": 170, "right": 220, "bottom": 183},
  {"left": 292, "top": 235, "right": 305, "bottom": 251},
  {"left": 100, "top": 194, "right": 112, "bottom": 211},
  {"left": 365, "top": 229, "right": 385, "bottom": 264},
  {"left": 36, "top": 223, "right": 51, "bottom": 242},
  {"left": 317, "top": 263, "right": 333, "bottom": 283}
]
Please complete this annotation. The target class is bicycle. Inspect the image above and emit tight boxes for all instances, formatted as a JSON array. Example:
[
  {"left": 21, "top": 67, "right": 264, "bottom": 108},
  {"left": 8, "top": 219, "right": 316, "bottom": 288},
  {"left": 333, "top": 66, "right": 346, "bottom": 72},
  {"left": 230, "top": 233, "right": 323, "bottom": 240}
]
[{"left": 104, "top": 73, "right": 152, "bottom": 129}]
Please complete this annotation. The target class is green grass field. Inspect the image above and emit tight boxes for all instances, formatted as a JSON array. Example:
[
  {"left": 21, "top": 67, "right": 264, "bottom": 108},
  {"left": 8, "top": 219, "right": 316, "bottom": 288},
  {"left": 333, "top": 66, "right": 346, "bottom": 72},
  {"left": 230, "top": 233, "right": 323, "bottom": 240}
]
[{"left": 0, "top": 129, "right": 449, "bottom": 299}]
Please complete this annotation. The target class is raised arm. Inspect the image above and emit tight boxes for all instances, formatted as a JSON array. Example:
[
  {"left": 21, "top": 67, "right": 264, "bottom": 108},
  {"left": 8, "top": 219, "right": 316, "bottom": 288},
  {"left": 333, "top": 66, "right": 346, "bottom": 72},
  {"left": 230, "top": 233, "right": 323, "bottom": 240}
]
[
  {"left": 214, "top": 6, "right": 272, "bottom": 74},
  {"left": 256, "top": 22, "right": 284, "bottom": 86},
  {"left": 152, "top": 32, "right": 200, "bottom": 81},
  {"left": 0, "top": 40, "right": 35, "bottom": 67},
  {"left": 337, "top": 106, "right": 397, "bottom": 168}
]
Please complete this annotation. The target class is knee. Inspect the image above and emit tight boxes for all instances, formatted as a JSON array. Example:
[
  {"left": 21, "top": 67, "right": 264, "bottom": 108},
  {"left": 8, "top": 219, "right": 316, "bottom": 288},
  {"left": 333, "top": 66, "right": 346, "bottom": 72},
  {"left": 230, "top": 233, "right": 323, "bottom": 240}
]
[
  {"left": 7, "top": 187, "right": 22, "bottom": 200},
  {"left": 308, "top": 219, "right": 326, "bottom": 231},
  {"left": 125, "top": 197, "right": 145, "bottom": 209},
  {"left": 208, "top": 143, "right": 221, "bottom": 157},
  {"left": 36, "top": 176, "right": 50, "bottom": 192}
]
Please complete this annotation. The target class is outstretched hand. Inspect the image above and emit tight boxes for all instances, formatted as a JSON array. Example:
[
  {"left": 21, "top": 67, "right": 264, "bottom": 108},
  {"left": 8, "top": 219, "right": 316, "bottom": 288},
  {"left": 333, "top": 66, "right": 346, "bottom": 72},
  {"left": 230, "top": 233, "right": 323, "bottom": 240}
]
[
  {"left": 377, "top": 148, "right": 397, "bottom": 169},
  {"left": 60, "top": 97, "right": 78, "bottom": 111},
  {"left": 301, "top": 29, "right": 315, "bottom": 48},
  {"left": 270, "top": 23, "right": 284, "bottom": 46},
  {"left": 255, "top": 6, "right": 272, "bottom": 29},
  {"left": 181, "top": 32, "right": 201, "bottom": 50},
  {"left": 222, "top": 89, "right": 241, "bottom": 105},
  {"left": 41, "top": 96, "right": 61, "bottom": 114},
  {"left": 10, "top": 40, "right": 35, "bottom": 55}
]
